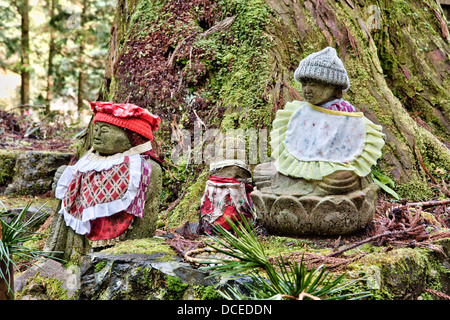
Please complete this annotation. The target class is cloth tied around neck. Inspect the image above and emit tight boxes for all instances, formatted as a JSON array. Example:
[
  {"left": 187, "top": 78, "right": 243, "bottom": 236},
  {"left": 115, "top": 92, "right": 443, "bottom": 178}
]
[
  {"left": 55, "top": 145, "right": 152, "bottom": 240},
  {"left": 271, "top": 101, "right": 385, "bottom": 180}
]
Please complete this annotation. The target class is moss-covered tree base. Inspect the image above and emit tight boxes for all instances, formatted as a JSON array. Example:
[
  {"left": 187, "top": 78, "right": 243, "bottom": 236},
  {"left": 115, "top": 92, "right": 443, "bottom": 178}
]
[{"left": 92, "top": 0, "right": 450, "bottom": 232}]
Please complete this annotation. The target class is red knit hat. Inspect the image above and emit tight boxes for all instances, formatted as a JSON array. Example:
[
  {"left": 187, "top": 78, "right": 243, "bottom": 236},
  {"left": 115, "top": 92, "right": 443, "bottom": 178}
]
[{"left": 90, "top": 101, "right": 161, "bottom": 141}]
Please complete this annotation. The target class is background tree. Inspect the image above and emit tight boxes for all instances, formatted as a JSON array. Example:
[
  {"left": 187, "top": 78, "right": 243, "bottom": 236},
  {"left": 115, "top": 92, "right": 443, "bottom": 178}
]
[
  {"left": 0, "top": 0, "right": 114, "bottom": 120},
  {"left": 45, "top": 0, "right": 57, "bottom": 112},
  {"left": 9, "top": 0, "right": 31, "bottom": 109}
]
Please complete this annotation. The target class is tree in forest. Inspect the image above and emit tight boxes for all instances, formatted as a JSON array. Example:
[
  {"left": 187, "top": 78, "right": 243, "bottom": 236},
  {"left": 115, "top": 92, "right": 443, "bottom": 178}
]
[
  {"left": 9, "top": 0, "right": 30, "bottom": 109},
  {"left": 0, "top": 0, "right": 114, "bottom": 119},
  {"left": 53, "top": 0, "right": 115, "bottom": 118},
  {"left": 45, "top": 0, "right": 57, "bottom": 113},
  {"left": 93, "top": 0, "right": 449, "bottom": 226}
]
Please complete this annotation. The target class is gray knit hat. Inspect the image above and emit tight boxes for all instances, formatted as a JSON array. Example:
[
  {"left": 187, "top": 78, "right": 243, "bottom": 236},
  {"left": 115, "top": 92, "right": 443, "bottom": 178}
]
[{"left": 294, "top": 47, "right": 350, "bottom": 91}]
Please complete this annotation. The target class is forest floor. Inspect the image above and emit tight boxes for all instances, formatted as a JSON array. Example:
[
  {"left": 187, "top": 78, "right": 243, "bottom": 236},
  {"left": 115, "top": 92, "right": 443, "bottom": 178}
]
[{"left": 0, "top": 109, "right": 79, "bottom": 153}]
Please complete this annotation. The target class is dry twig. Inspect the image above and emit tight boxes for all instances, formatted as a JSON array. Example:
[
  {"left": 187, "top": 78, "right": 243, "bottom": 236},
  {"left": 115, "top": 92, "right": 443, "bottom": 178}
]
[
  {"left": 167, "top": 232, "right": 204, "bottom": 260},
  {"left": 425, "top": 288, "right": 450, "bottom": 300}
]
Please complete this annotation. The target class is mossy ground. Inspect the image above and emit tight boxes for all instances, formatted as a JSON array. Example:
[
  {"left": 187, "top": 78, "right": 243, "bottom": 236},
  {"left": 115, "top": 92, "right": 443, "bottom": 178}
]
[
  {"left": 100, "top": 237, "right": 178, "bottom": 259},
  {"left": 15, "top": 274, "right": 69, "bottom": 300},
  {"left": 259, "top": 235, "right": 450, "bottom": 300},
  {"left": 9, "top": 208, "right": 449, "bottom": 300},
  {"left": 0, "top": 194, "right": 59, "bottom": 211}
]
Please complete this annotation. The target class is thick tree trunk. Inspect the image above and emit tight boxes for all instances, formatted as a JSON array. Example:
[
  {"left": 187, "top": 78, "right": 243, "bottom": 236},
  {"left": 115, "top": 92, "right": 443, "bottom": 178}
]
[
  {"left": 77, "top": 0, "right": 88, "bottom": 118},
  {"left": 262, "top": 0, "right": 450, "bottom": 199},
  {"left": 45, "top": 0, "right": 56, "bottom": 112},
  {"left": 97, "top": 0, "right": 449, "bottom": 207}
]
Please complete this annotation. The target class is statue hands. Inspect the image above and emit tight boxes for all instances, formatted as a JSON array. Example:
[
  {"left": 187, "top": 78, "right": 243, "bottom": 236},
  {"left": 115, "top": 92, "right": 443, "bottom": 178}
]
[{"left": 52, "top": 165, "right": 68, "bottom": 193}]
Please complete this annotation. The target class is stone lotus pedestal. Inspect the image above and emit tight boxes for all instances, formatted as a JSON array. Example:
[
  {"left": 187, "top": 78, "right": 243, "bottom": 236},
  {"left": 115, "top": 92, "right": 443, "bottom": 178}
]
[{"left": 250, "top": 163, "right": 379, "bottom": 236}]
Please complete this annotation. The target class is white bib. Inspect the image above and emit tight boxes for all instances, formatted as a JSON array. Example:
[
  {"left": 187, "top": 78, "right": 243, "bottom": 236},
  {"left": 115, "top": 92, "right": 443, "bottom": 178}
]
[{"left": 284, "top": 103, "right": 366, "bottom": 163}]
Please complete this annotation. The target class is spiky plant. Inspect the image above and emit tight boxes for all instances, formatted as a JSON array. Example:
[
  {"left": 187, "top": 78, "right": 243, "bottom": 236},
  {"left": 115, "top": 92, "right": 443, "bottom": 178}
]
[
  {"left": 201, "top": 215, "right": 369, "bottom": 300},
  {"left": 0, "top": 201, "right": 60, "bottom": 300}
]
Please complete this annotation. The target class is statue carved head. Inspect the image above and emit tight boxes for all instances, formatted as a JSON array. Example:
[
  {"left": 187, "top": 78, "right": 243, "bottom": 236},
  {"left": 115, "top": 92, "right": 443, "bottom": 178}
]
[
  {"left": 90, "top": 102, "right": 161, "bottom": 155},
  {"left": 294, "top": 46, "right": 350, "bottom": 105},
  {"left": 93, "top": 122, "right": 132, "bottom": 155},
  {"left": 209, "top": 136, "right": 251, "bottom": 179},
  {"left": 300, "top": 79, "right": 343, "bottom": 106}
]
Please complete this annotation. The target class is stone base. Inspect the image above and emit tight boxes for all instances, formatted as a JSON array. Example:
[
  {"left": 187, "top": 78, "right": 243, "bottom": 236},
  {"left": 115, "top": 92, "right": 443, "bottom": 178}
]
[
  {"left": 0, "top": 150, "right": 73, "bottom": 196},
  {"left": 250, "top": 170, "right": 379, "bottom": 236}
]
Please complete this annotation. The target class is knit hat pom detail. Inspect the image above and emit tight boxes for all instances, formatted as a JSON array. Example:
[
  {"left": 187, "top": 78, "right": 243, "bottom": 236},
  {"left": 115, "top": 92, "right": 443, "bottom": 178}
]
[{"left": 294, "top": 47, "right": 350, "bottom": 91}]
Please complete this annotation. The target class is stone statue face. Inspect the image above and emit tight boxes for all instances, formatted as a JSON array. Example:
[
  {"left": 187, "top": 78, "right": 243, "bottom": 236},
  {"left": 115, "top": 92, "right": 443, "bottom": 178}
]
[
  {"left": 301, "top": 79, "right": 341, "bottom": 106},
  {"left": 93, "top": 122, "right": 132, "bottom": 155}
]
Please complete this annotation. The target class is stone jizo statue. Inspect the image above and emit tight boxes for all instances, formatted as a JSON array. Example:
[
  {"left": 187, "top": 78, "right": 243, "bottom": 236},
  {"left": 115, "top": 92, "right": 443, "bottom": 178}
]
[
  {"left": 45, "top": 102, "right": 162, "bottom": 260},
  {"left": 251, "top": 47, "right": 385, "bottom": 236},
  {"left": 197, "top": 137, "right": 255, "bottom": 234}
]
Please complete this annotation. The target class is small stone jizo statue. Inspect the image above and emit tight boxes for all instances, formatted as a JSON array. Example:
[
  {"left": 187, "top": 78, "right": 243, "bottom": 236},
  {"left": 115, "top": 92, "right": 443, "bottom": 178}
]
[{"left": 198, "top": 137, "right": 255, "bottom": 234}]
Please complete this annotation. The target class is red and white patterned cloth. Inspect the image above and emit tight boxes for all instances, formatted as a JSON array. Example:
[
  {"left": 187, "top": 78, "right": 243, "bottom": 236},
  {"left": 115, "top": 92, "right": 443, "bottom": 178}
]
[
  {"left": 198, "top": 176, "right": 254, "bottom": 234},
  {"left": 321, "top": 98, "right": 358, "bottom": 113},
  {"left": 55, "top": 142, "right": 152, "bottom": 240}
]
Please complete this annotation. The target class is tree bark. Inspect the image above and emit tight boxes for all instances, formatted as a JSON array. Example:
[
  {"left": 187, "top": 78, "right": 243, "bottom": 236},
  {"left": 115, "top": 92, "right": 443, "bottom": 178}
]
[
  {"left": 263, "top": 0, "right": 450, "bottom": 192},
  {"left": 97, "top": 0, "right": 449, "bottom": 202},
  {"left": 77, "top": 0, "right": 88, "bottom": 118},
  {"left": 19, "top": 0, "right": 30, "bottom": 109},
  {"left": 45, "top": 0, "right": 56, "bottom": 112}
]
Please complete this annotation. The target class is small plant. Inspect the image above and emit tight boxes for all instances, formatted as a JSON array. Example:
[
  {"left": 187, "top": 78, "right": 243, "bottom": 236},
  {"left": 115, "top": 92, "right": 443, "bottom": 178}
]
[
  {"left": 372, "top": 168, "right": 400, "bottom": 200},
  {"left": 0, "top": 201, "right": 60, "bottom": 300},
  {"left": 201, "top": 216, "right": 369, "bottom": 300}
]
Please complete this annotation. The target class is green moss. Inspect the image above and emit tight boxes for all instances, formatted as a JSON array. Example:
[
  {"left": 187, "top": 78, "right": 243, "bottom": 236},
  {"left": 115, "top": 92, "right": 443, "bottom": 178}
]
[
  {"left": 342, "top": 244, "right": 449, "bottom": 300},
  {"left": 0, "top": 150, "right": 16, "bottom": 187},
  {"left": 194, "top": 285, "right": 222, "bottom": 300},
  {"left": 164, "top": 275, "right": 189, "bottom": 300},
  {"left": 397, "top": 175, "right": 434, "bottom": 201},
  {"left": 419, "top": 138, "right": 450, "bottom": 181},
  {"left": 140, "top": 266, "right": 154, "bottom": 287},
  {"left": 95, "top": 260, "right": 108, "bottom": 273},
  {"left": 256, "top": 234, "right": 450, "bottom": 300},
  {"left": 101, "top": 237, "right": 177, "bottom": 260},
  {"left": 168, "top": 170, "right": 209, "bottom": 229},
  {"left": 0, "top": 194, "right": 59, "bottom": 211},
  {"left": 107, "top": 74, "right": 118, "bottom": 103},
  {"left": 221, "top": 112, "right": 240, "bottom": 130},
  {"left": 16, "top": 274, "right": 68, "bottom": 300},
  {"left": 45, "top": 277, "right": 69, "bottom": 300},
  {"left": 128, "top": 0, "right": 165, "bottom": 35},
  {"left": 260, "top": 236, "right": 331, "bottom": 258},
  {"left": 193, "top": 0, "right": 273, "bottom": 130}
]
